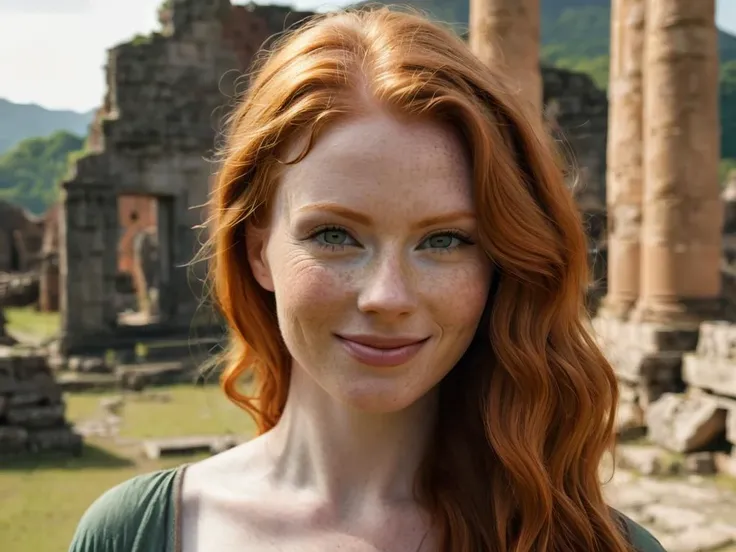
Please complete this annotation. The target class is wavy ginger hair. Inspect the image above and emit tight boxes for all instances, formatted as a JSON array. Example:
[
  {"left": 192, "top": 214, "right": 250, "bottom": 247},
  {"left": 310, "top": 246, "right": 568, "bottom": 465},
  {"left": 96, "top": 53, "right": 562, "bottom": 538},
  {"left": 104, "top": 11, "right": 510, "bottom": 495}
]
[{"left": 210, "top": 7, "right": 627, "bottom": 552}]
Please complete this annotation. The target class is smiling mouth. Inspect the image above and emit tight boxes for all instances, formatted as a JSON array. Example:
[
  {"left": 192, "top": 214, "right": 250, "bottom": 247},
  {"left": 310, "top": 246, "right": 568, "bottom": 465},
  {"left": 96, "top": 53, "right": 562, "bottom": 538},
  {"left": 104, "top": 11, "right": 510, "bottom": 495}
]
[{"left": 335, "top": 334, "right": 430, "bottom": 368}]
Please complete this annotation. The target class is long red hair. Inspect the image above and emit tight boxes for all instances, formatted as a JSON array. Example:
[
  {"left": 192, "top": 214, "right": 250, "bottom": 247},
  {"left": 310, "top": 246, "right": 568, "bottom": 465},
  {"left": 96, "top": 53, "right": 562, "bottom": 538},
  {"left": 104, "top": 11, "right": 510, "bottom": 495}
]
[{"left": 208, "top": 7, "right": 627, "bottom": 552}]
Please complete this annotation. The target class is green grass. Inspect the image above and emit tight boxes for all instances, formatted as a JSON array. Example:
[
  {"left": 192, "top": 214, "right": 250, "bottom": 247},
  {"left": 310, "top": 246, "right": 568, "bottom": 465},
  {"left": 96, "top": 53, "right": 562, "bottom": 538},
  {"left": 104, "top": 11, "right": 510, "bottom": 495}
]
[
  {"left": 0, "top": 384, "right": 256, "bottom": 552},
  {"left": 4, "top": 306, "right": 60, "bottom": 340},
  {"left": 65, "top": 384, "right": 254, "bottom": 439}
]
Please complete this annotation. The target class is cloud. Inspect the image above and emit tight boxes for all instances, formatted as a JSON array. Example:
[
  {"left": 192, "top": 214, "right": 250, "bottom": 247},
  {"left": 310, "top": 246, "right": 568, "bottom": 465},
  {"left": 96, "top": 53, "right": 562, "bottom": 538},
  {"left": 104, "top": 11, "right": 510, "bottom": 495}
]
[{"left": 0, "top": 0, "right": 91, "bottom": 13}]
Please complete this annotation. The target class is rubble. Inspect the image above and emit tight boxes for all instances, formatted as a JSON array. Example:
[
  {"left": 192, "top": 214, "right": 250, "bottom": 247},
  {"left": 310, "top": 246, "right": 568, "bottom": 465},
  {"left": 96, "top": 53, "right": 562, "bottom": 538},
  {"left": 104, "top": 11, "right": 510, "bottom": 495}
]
[{"left": 0, "top": 351, "right": 81, "bottom": 456}]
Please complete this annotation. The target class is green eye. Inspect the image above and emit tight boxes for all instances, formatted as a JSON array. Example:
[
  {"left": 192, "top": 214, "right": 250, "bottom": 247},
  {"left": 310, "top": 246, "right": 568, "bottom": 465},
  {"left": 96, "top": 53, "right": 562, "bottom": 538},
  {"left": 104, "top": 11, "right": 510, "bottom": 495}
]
[
  {"left": 426, "top": 235, "right": 455, "bottom": 249},
  {"left": 320, "top": 229, "right": 349, "bottom": 245},
  {"left": 313, "top": 227, "right": 357, "bottom": 248},
  {"left": 419, "top": 232, "right": 468, "bottom": 250}
]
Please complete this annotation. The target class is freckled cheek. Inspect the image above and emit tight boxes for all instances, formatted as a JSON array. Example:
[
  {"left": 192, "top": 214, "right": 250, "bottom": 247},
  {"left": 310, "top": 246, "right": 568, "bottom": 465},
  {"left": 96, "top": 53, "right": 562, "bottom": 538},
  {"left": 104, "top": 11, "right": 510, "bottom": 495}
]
[
  {"left": 275, "top": 259, "right": 357, "bottom": 320},
  {"left": 420, "top": 263, "right": 491, "bottom": 329}
]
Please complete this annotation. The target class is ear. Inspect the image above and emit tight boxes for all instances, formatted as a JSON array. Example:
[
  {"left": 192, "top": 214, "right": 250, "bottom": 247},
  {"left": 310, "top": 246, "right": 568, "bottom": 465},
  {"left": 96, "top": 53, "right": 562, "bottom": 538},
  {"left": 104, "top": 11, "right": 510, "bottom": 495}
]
[{"left": 245, "top": 222, "right": 275, "bottom": 292}]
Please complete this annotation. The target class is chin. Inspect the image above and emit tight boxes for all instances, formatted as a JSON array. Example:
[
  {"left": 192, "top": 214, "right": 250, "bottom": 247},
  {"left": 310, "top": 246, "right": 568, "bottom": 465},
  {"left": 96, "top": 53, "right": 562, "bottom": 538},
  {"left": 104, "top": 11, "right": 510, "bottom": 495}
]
[{"left": 334, "top": 380, "right": 432, "bottom": 413}]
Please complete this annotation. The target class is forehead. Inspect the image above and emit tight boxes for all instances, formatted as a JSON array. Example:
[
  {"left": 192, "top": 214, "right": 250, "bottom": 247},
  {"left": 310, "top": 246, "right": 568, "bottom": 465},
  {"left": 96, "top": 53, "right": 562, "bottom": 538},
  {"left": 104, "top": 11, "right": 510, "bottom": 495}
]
[{"left": 276, "top": 114, "right": 474, "bottom": 213}]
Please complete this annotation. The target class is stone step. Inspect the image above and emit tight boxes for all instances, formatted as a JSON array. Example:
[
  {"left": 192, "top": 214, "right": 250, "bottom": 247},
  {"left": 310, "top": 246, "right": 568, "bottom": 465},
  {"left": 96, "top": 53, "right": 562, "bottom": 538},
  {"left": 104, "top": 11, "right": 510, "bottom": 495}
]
[
  {"left": 56, "top": 372, "right": 120, "bottom": 392},
  {"left": 682, "top": 353, "right": 736, "bottom": 400},
  {"left": 141, "top": 435, "right": 244, "bottom": 460},
  {"left": 611, "top": 349, "right": 685, "bottom": 385}
]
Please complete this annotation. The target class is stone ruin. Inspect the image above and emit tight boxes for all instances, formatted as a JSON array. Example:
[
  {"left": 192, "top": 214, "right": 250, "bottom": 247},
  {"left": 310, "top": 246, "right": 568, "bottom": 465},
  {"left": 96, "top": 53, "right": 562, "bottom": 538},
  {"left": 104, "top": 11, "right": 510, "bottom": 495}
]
[
  {"left": 0, "top": 200, "right": 47, "bottom": 309},
  {"left": 58, "top": 0, "right": 312, "bottom": 362},
  {"left": 592, "top": 0, "right": 736, "bottom": 477},
  {"left": 0, "top": 350, "right": 81, "bottom": 456}
]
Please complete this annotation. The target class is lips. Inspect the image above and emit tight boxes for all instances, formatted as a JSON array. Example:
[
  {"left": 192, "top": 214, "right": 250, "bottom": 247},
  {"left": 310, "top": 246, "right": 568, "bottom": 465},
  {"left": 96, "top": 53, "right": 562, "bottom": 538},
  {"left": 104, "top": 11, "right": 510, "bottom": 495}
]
[{"left": 335, "top": 333, "right": 430, "bottom": 367}]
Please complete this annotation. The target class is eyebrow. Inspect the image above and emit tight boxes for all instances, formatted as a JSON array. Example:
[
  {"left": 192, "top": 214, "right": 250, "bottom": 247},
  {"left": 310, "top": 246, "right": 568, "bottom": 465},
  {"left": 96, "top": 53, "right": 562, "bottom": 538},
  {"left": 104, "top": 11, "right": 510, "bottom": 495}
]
[{"left": 296, "top": 202, "right": 476, "bottom": 230}]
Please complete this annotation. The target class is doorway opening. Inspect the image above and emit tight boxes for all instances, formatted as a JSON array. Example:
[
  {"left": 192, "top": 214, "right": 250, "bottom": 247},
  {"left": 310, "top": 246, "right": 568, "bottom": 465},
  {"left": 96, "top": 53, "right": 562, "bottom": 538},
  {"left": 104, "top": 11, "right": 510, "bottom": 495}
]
[{"left": 115, "top": 194, "right": 173, "bottom": 326}]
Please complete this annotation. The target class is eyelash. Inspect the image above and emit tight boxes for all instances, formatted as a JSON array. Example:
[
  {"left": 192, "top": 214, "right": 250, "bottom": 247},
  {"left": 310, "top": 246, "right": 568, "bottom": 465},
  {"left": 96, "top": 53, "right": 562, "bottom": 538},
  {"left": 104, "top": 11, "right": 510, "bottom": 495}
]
[{"left": 306, "top": 225, "right": 475, "bottom": 252}]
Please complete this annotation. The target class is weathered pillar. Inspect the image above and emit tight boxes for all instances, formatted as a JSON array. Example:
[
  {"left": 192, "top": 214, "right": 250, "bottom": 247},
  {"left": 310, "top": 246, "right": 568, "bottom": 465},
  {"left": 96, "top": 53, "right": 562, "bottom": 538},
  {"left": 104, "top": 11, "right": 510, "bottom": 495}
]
[
  {"left": 600, "top": 0, "right": 646, "bottom": 319},
  {"left": 633, "top": 0, "right": 723, "bottom": 324},
  {"left": 469, "top": 0, "right": 542, "bottom": 113}
]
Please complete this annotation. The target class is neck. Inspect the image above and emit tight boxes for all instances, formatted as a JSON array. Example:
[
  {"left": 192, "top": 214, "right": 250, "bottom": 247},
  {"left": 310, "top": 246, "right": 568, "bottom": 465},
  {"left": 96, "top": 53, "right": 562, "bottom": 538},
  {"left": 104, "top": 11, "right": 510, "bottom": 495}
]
[{"left": 262, "top": 364, "right": 438, "bottom": 508}]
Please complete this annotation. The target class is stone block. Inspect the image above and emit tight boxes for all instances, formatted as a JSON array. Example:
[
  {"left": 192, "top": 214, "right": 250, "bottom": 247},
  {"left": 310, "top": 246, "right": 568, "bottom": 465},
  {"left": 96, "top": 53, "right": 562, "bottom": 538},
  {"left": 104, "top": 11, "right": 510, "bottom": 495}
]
[
  {"left": 6, "top": 404, "right": 66, "bottom": 429},
  {"left": 8, "top": 389, "right": 62, "bottom": 407},
  {"left": 0, "top": 426, "right": 28, "bottom": 453},
  {"left": 714, "top": 450, "right": 736, "bottom": 478},
  {"left": 682, "top": 353, "right": 736, "bottom": 399},
  {"left": 646, "top": 393, "right": 727, "bottom": 453},
  {"left": 27, "top": 426, "right": 82, "bottom": 455},
  {"left": 683, "top": 451, "right": 717, "bottom": 475},
  {"left": 615, "top": 444, "right": 675, "bottom": 476},
  {"left": 618, "top": 381, "right": 639, "bottom": 403},
  {"left": 67, "top": 356, "right": 111, "bottom": 374},
  {"left": 141, "top": 435, "right": 239, "bottom": 460},
  {"left": 615, "top": 401, "right": 646, "bottom": 441},
  {"left": 0, "top": 351, "right": 81, "bottom": 456},
  {"left": 728, "top": 407, "right": 736, "bottom": 444},
  {"left": 593, "top": 317, "right": 699, "bottom": 354},
  {"left": 696, "top": 321, "right": 736, "bottom": 358}
]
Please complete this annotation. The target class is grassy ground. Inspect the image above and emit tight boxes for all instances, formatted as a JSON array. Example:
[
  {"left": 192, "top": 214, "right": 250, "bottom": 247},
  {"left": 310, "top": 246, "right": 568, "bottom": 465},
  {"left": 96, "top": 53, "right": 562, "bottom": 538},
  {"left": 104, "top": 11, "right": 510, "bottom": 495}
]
[
  {"left": 0, "top": 384, "right": 256, "bottom": 552},
  {"left": 4, "top": 306, "right": 60, "bottom": 341}
]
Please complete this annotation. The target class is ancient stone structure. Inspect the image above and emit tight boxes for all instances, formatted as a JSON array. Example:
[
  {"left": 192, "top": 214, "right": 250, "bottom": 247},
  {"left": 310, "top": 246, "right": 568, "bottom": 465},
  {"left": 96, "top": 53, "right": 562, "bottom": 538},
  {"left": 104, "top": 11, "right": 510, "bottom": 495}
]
[
  {"left": 0, "top": 201, "right": 44, "bottom": 274},
  {"left": 543, "top": 67, "right": 608, "bottom": 204},
  {"left": 0, "top": 271, "right": 39, "bottom": 308},
  {"left": 118, "top": 195, "right": 157, "bottom": 275},
  {"left": 38, "top": 204, "right": 60, "bottom": 312},
  {"left": 59, "top": 0, "right": 312, "bottom": 356},
  {"left": 469, "top": 0, "right": 542, "bottom": 113},
  {"left": 594, "top": 0, "right": 736, "bottom": 477},
  {"left": 542, "top": 66, "right": 609, "bottom": 305},
  {"left": 600, "top": 0, "right": 645, "bottom": 319},
  {"left": 0, "top": 351, "right": 82, "bottom": 456},
  {"left": 634, "top": 0, "right": 722, "bottom": 324}
]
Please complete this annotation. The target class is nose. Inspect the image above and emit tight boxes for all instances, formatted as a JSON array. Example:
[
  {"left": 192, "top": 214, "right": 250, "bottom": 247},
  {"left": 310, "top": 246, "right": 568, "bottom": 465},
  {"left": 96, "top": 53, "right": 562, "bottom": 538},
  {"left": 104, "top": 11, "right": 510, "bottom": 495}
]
[{"left": 357, "top": 251, "right": 418, "bottom": 318}]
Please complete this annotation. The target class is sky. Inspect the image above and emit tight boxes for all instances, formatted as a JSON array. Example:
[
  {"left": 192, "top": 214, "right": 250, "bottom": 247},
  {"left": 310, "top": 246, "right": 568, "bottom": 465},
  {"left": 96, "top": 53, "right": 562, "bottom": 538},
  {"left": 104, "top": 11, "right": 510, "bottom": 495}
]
[{"left": 1, "top": 0, "right": 735, "bottom": 113}]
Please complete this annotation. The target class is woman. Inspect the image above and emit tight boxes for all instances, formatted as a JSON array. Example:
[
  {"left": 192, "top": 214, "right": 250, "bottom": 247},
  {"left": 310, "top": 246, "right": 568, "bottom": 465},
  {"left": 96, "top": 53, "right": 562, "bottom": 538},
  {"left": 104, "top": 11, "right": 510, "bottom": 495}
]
[{"left": 69, "top": 8, "right": 666, "bottom": 552}]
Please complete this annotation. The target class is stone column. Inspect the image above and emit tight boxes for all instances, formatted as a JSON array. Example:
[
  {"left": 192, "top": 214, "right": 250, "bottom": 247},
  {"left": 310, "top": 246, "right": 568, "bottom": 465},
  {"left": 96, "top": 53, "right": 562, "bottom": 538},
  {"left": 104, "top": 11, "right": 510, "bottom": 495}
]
[
  {"left": 600, "top": 0, "right": 646, "bottom": 319},
  {"left": 633, "top": 0, "right": 723, "bottom": 324},
  {"left": 469, "top": 0, "right": 542, "bottom": 113}
]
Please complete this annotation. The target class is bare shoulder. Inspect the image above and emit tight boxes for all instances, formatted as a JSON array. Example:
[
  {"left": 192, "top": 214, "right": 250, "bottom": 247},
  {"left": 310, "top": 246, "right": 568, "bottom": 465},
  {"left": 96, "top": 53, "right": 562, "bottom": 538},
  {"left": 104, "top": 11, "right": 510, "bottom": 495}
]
[
  {"left": 178, "top": 437, "right": 281, "bottom": 551},
  {"left": 181, "top": 436, "right": 272, "bottom": 500}
]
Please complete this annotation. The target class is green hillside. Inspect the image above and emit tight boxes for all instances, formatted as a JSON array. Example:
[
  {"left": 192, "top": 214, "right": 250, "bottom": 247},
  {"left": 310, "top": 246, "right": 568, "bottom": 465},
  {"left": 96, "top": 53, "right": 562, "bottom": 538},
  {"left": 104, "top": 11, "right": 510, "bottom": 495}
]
[
  {"left": 0, "top": 99, "right": 92, "bottom": 155},
  {"left": 0, "top": 131, "right": 84, "bottom": 215}
]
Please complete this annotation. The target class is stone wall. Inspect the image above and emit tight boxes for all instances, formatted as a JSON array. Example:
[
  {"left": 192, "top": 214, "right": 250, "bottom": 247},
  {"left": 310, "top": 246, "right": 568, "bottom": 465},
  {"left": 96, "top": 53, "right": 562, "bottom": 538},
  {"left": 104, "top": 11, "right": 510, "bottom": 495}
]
[
  {"left": 0, "top": 351, "right": 81, "bottom": 456},
  {"left": 60, "top": 1, "right": 309, "bottom": 355},
  {"left": 39, "top": 204, "right": 60, "bottom": 312},
  {"left": 594, "top": 316, "right": 736, "bottom": 477},
  {"left": 543, "top": 66, "right": 608, "bottom": 206},
  {"left": 0, "top": 200, "right": 45, "bottom": 273}
]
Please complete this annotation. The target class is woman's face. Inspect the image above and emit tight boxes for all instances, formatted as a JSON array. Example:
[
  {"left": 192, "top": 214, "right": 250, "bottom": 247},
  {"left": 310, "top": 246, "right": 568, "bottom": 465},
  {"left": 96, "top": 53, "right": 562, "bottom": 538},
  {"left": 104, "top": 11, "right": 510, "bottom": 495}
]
[{"left": 247, "top": 112, "right": 492, "bottom": 412}]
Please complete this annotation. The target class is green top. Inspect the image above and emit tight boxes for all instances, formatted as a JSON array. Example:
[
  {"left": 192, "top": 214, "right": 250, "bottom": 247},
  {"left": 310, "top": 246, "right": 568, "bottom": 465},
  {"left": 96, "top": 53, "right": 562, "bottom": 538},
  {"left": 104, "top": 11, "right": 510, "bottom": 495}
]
[{"left": 68, "top": 465, "right": 667, "bottom": 552}]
